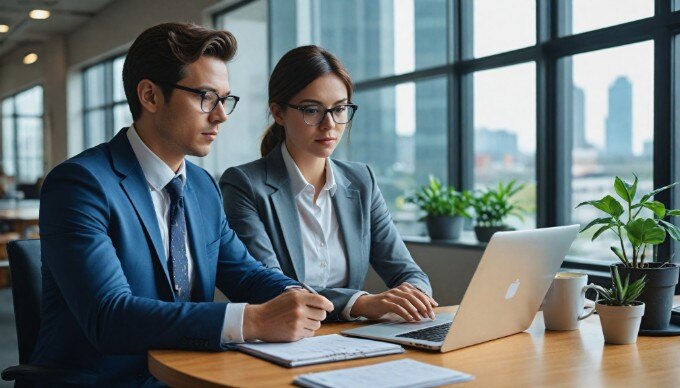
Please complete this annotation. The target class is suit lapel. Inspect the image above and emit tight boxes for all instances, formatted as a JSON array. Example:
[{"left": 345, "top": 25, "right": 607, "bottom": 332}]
[
  {"left": 183, "top": 178, "right": 210, "bottom": 301},
  {"left": 331, "top": 162, "right": 365, "bottom": 289},
  {"left": 266, "top": 147, "right": 306, "bottom": 281},
  {"left": 109, "top": 129, "right": 174, "bottom": 299}
]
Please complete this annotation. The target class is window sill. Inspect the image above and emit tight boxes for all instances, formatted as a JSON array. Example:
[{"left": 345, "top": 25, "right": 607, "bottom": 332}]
[
  {"left": 402, "top": 231, "right": 487, "bottom": 250},
  {"left": 402, "top": 232, "right": 616, "bottom": 276}
]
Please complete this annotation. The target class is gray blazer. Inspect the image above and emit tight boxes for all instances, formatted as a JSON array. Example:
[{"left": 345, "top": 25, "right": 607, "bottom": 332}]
[{"left": 219, "top": 145, "right": 432, "bottom": 321}]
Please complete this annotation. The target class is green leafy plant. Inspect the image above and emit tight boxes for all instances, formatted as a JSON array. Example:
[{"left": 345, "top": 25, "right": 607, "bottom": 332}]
[
  {"left": 577, "top": 175, "right": 680, "bottom": 268},
  {"left": 470, "top": 180, "right": 525, "bottom": 228},
  {"left": 597, "top": 267, "right": 646, "bottom": 306},
  {"left": 407, "top": 176, "right": 471, "bottom": 218}
]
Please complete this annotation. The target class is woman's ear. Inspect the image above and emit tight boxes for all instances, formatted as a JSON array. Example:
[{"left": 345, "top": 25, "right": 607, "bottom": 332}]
[{"left": 270, "top": 102, "right": 286, "bottom": 126}]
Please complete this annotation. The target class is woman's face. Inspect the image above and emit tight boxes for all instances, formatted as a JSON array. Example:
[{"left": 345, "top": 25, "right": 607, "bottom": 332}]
[{"left": 272, "top": 73, "right": 350, "bottom": 161}]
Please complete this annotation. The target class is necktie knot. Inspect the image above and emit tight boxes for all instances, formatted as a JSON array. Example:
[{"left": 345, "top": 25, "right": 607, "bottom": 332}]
[{"left": 165, "top": 176, "right": 184, "bottom": 203}]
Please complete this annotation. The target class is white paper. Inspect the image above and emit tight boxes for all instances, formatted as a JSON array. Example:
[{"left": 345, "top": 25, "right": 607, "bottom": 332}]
[
  {"left": 294, "top": 358, "right": 474, "bottom": 388},
  {"left": 237, "top": 334, "right": 404, "bottom": 367}
]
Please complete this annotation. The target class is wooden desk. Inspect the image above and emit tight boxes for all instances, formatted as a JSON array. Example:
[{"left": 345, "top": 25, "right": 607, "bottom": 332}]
[
  {"left": 149, "top": 298, "right": 680, "bottom": 387},
  {"left": 0, "top": 205, "right": 39, "bottom": 237}
]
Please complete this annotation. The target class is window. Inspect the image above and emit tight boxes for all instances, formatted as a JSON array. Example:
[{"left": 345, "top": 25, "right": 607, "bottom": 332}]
[
  {"left": 1, "top": 85, "right": 44, "bottom": 184},
  {"left": 268, "top": 0, "right": 450, "bottom": 232},
  {"left": 560, "top": 0, "right": 654, "bottom": 36},
  {"left": 470, "top": 0, "right": 536, "bottom": 58},
  {"left": 211, "top": 1, "right": 680, "bottom": 268},
  {"left": 563, "top": 42, "right": 654, "bottom": 261},
  {"left": 82, "top": 54, "right": 130, "bottom": 149},
  {"left": 472, "top": 63, "right": 536, "bottom": 229},
  {"left": 206, "top": 0, "right": 269, "bottom": 174},
  {"left": 271, "top": 0, "right": 449, "bottom": 83},
  {"left": 334, "top": 77, "right": 448, "bottom": 232}
]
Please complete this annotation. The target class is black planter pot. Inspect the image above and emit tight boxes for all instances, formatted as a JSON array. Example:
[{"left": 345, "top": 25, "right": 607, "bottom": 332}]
[
  {"left": 425, "top": 215, "right": 464, "bottom": 241},
  {"left": 613, "top": 263, "right": 679, "bottom": 331},
  {"left": 474, "top": 225, "right": 514, "bottom": 243}
]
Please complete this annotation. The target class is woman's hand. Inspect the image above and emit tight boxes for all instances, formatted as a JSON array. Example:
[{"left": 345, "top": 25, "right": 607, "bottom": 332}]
[{"left": 350, "top": 282, "right": 438, "bottom": 322}]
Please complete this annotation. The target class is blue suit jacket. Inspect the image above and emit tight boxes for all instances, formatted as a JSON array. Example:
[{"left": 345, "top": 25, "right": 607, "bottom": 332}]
[
  {"left": 31, "top": 129, "right": 298, "bottom": 386},
  {"left": 220, "top": 145, "right": 432, "bottom": 321}
]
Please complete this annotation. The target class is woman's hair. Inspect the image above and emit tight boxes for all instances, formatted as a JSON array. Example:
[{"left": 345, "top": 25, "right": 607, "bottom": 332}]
[{"left": 260, "top": 45, "right": 354, "bottom": 157}]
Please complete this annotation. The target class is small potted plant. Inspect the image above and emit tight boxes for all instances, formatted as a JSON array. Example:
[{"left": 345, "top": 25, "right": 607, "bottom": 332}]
[
  {"left": 594, "top": 267, "right": 646, "bottom": 345},
  {"left": 407, "top": 176, "right": 471, "bottom": 240},
  {"left": 470, "top": 180, "right": 525, "bottom": 242},
  {"left": 577, "top": 175, "right": 680, "bottom": 332}
]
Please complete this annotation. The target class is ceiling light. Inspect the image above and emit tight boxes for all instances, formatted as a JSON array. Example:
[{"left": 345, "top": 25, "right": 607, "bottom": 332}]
[
  {"left": 0, "top": 25, "right": 9, "bottom": 33},
  {"left": 23, "top": 53, "right": 38, "bottom": 65},
  {"left": 29, "top": 9, "right": 51, "bottom": 20}
]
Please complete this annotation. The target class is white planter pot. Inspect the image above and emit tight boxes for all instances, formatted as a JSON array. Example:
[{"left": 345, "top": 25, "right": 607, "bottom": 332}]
[{"left": 596, "top": 302, "right": 645, "bottom": 345}]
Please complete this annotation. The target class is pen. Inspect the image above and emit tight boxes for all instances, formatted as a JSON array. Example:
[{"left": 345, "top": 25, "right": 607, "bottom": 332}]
[{"left": 299, "top": 282, "right": 319, "bottom": 295}]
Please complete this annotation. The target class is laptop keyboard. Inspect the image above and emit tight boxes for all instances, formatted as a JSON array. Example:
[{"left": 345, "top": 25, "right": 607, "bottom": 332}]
[{"left": 396, "top": 322, "right": 452, "bottom": 342}]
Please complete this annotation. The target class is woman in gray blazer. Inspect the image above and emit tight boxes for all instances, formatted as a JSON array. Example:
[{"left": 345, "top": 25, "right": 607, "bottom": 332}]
[{"left": 220, "top": 45, "right": 436, "bottom": 322}]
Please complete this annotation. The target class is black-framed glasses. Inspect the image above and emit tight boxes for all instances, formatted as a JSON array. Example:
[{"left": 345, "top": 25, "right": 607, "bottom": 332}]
[
  {"left": 159, "top": 82, "right": 240, "bottom": 114},
  {"left": 278, "top": 102, "right": 358, "bottom": 126}
]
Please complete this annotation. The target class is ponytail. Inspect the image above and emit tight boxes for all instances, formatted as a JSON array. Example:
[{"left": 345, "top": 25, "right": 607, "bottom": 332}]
[{"left": 260, "top": 123, "right": 286, "bottom": 157}]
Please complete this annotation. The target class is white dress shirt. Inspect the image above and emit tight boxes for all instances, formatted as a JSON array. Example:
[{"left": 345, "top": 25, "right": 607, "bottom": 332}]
[
  {"left": 127, "top": 125, "right": 245, "bottom": 343},
  {"left": 281, "top": 143, "right": 367, "bottom": 320}
]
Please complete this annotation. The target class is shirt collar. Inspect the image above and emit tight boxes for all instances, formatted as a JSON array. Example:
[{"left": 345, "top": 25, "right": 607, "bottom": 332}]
[
  {"left": 280, "top": 142, "right": 336, "bottom": 197},
  {"left": 127, "top": 124, "right": 186, "bottom": 192}
]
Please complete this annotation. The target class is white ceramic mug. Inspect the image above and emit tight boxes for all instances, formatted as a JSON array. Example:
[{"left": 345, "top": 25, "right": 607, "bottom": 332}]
[{"left": 543, "top": 272, "right": 600, "bottom": 331}]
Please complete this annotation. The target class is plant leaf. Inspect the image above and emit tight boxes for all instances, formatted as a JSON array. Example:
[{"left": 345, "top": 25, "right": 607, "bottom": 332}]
[
  {"left": 629, "top": 174, "right": 639, "bottom": 202},
  {"left": 592, "top": 224, "right": 613, "bottom": 241},
  {"left": 610, "top": 246, "right": 629, "bottom": 265},
  {"left": 577, "top": 195, "right": 623, "bottom": 218},
  {"left": 625, "top": 218, "right": 667, "bottom": 247},
  {"left": 641, "top": 201, "right": 666, "bottom": 219},
  {"left": 659, "top": 219, "right": 680, "bottom": 242},
  {"left": 614, "top": 176, "right": 632, "bottom": 204},
  {"left": 639, "top": 182, "right": 679, "bottom": 203},
  {"left": 580, "top": 217, "right": 613, "bottom": 233},
  {"left": 668, "top": 209, "right": 680, "bottom": 216}
]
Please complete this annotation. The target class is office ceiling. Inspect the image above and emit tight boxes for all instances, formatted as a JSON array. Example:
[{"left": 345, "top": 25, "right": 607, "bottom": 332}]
[{"left": 0, "top": 0, "right": 116, "bottom": 58}]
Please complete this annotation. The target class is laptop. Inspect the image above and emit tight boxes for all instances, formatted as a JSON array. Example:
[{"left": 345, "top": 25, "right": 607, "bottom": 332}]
[{"left": 342, "top": 225, "right": 580, "bottom": 352}]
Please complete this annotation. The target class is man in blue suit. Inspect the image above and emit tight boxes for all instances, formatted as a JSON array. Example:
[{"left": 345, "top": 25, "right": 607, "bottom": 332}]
[{"left": 31, "top": 23, "right": 333, "bottom": 386}]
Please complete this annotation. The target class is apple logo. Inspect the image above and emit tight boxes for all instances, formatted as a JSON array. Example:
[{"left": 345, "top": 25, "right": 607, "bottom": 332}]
[{"left": 505, "top": 279, "right": 520, "bottom": 300}]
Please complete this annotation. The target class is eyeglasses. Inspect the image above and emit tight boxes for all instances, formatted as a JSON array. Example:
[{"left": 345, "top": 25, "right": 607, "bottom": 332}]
[
  {"left": 159, "top": 82, "right": 240, "bottom": 114},
  {"left": 278, "top": 102, "right": 358, "bottom": 126}
]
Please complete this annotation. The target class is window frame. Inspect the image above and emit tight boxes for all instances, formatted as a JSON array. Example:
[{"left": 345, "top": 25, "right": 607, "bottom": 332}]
[
  {"left": 82, "top": 53, "right": 128, "bottom": 148},
  {"left": 213, "top": 0, "right": 679, "bottom": 278},
  {"left": 458, "top": 0, "right": 677, "bottom": 277},
  {"left": 2, "top": 84, "right": 44, "bottom": 184}
]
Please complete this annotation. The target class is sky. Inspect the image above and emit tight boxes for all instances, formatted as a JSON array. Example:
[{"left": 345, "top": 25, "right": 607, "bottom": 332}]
[{"left": 472, "top": 0, "right": 655, "bottom": 155}]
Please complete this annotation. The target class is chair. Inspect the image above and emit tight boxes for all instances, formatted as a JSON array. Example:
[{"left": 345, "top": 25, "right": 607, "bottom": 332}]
[
  {"left": 0, "top": 232, "right": 20, "bottom": 288},
  {"left": 1, "top": 239, "right": 93, "bottom": 386}
]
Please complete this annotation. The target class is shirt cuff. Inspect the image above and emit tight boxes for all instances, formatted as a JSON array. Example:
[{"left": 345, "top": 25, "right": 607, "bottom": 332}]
[
  {"left": 342, "top": 291, "right": 369, "bottom": 321},
  {"left": 221, "top": 303, "right": 246, "bottom": 344}
]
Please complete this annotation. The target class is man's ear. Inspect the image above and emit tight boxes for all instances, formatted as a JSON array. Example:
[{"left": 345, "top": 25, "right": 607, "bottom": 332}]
[
  {"left": 137, "top": 79, "right": 162, "bottom": 114},
  {"left": 270, "top": 102, "right": 286, "bottom": 126}
]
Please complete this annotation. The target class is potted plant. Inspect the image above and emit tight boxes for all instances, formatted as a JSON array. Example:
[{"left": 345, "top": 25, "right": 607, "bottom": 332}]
[
  {"left": 470, "top": 180, "right": 525, "bottom": 242},
  {"left": 577, "top": 175, "right": 680, "bottom": 331},
  {"left": 594, "top": 267, "right": 646, "bottom": 345},
  {"left": 407, "top": 176, "right": 471, "bottom": 240}
]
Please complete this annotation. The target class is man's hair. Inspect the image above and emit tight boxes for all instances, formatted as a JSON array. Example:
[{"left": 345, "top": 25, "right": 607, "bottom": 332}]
[{"left": 122, "top": 22, "right": 237, "bottom": 121}]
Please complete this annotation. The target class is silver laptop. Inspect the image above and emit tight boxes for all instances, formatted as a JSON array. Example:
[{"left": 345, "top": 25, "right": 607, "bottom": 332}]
[{"left": 342, "top": 225, "right": 580, "bottom": 352}]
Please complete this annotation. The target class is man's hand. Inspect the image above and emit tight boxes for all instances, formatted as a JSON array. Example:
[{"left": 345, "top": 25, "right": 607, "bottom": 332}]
[
  {"left": 242, "top": 289, "right": 334, "bottom": 342},
  {"left": 350, "top": 282, "right": 438, "bottom": 322}
]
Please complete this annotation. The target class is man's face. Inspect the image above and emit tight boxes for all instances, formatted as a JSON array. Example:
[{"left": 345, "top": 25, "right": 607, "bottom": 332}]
[{"left": 154, "top": 56, "right": 230, "bottom": 159}]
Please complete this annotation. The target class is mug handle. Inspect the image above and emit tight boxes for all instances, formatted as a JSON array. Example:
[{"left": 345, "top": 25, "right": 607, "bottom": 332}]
[{"left": 578, "top": 283, "right": 606, "bottom": 320}]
